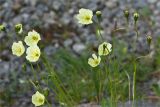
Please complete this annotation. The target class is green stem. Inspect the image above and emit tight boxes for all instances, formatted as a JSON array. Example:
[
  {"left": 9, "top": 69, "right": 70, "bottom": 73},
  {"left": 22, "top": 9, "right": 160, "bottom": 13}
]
[
  {"left": 98, "top": 69, "right": 102, "bottom": 102},
  {"left": 93, "top": 19, "right": 104, "bottom": 41},
  {"left": 42, "top": 54, "right": 75, "bottom": 106},
  {"left": 132, "top": 60, "right": 137, "bottom": 107},
  {"left": 132, "top": 21, "right": 139, "bottom": 107},
  {"left": 125, "top": 70, "right": 131, "bottom": 105},
  {"left": 45, "top": 99, "right": 52, "bottom": 107},
  {"left": 30, "top": 63, "right": 37, "bottom": 81},
  {"left": 97, "top": 19, "right": 104, "bottom": 41}
]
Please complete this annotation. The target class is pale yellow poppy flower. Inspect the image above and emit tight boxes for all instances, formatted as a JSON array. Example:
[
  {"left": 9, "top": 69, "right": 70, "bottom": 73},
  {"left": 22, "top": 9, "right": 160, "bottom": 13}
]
[
  {"left": 76, "top": 8, "right": 93, "bottom": 25},
  {"left": 88, "top": 53, "right": 101, "bottom": 67},
  {"left": 12, "top": 41, "right": 25, "bottom": 57},
  {"left": 32, "top": 91, "right": 45, "bottom": 106},
  {"left": 24, "top": 30, "right": 41, "bottom": 46},
  {"left": 26, "top": 45, "right": 40, "bottom": 62},
  {"left": 98, "top": 42, "right": 112, "bottom": 56}
]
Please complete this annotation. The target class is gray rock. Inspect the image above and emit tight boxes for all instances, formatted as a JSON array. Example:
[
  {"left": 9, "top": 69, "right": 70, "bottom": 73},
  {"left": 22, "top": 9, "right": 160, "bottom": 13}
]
[
  {"left": 73, "top": 43, "right": 86, "bottom": 53},
  {"left": 105, "top": 0, "right": 118, "bottom": 9},
  {"left": 44, "top": 45, "right": 57, "bottom": 55},
  {"left": 43, "top": 12, "right": 56, "bottom": 26},
  {"left": 157, "top": 1, "right": 160, "bottom": 10},
  {"left": 60, "top": 13, "right": 72, "bottom": 25},
  {"left": 148, "top": 0, "right": 157, "bottom": 4},
  {"left": 0, "top": 62, "right": 9, "bottom": 75},
  {"left": 22, "top": 13, "right": 30, "bottom": 23},
  {"left": 64, "top": 39, "right": 73, "bottom": 47},
  {"left": 52, "top": 1, "right": 61, "bottom": 10}
]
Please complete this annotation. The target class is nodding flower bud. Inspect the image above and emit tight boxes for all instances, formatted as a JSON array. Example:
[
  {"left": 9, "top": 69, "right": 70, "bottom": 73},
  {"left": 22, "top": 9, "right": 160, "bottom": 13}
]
[
  {"left": 96, "top": 11, "right": 102, "bottom": 21},
  {"left": 43, "top": 88, "right": 49, "bottom": 96},
  {"left": 35, "top": 80, "right": 39, "bottom": 86},
  {"left": 15, "top": 23, "right": 23, "bottom": 34},
  {"left": 0, "top": 24, "right": 6, "bottom": 32},
  {"left": 124, "top": 10, "right": 129, "bottom": 20},
  {"left": 133, "top": 12, "right": 139, "bottom": 22},
  {"left": 147, "top": 35, "right": 152, "bottom": 46}
]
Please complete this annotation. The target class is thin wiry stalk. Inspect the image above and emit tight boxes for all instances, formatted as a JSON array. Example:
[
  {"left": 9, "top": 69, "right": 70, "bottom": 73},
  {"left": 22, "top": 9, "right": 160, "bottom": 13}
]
[
  {"left": 132, "top": 61, "right": 137, "bottom": 107},
  {"left": 132, "top": 21, "right": 139, "bottom": 107},
  {"left": 42, "top": 54, "right": 75, "bottom": 106},
  {"left": 124, "top": 70, "right": 131, "bottom": 105}
]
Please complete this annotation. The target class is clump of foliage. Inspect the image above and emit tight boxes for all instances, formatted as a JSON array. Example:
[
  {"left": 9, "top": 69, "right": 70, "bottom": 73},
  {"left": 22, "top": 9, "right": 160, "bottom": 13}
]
[{"left": 0, "top": 7, "right": 159, "bottom": 107}]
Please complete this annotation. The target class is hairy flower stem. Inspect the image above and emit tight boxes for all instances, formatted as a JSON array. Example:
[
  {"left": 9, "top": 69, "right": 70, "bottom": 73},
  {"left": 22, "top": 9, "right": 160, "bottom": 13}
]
[
  {"left": 93, "top": 19, "right": 104, "bottom": 42},
  {"left": 132, "top": 60, "right": 137, "bottom": 107},
  {"left": 97, "top": 20, "right": 104, "bottom": 41},
  {"left": 125, "top": 70, "right": 131, "bottom": 105},
  {"left": 132, "top": 22, "right": 139, "bottom": 107},
  {"left": 29, "top": 63, "right": 52, "bottom": 107},
  {"left": 30, "top": 63, "right": 37, "bottom": 81},
  {"left": 97, "top": 69, "right": 101, "bottom": 103},
  {"left": 45, "top": 99, "right": 52, "bottom": 107},
  {"left": 42, "top": 54, "right": 75, "bottom": 106}
]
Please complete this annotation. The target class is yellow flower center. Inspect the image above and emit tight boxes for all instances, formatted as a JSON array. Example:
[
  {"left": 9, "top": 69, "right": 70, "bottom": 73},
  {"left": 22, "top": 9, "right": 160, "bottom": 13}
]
[
  {"left": 32, "top": 36, "right": 38, "bottom": 41},
  {"left": 94, "top": 59, "right": 99, "bottom": 65},
  {"left": 84, "top": 16, "right": 91, "bottom": 21},
  {"left": 35, "top": 53, "right": 39, "bottom": 57},
  {"left": 17, "top": 48, "right": 22, "bottom": 53},
  {"left": 38, "top": 98, "right": 43, "bottom": 103}
]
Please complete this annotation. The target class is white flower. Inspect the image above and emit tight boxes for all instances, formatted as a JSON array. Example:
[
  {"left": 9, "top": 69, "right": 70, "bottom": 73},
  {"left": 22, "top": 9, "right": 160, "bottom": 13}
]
[
  {"left": 76, "top": 8, "right": 93, "bottom": 25},
  {"left": 24, "top": 30, "right": 41, "bottom": 46},
  {"left": 32, "top": 91, "right": 45, "bottom": 106},
  {"left": 98, "top": 42, "right": 112, "bottom": 56},
  {"left": 12, "top": 41, "right": 25, "bottom": 57},
  {"left": 26, "top": 45, "right": 40, "bottom": 62},
  {"left": 88, "top": 54, "right": 101, "bottom": 67}
]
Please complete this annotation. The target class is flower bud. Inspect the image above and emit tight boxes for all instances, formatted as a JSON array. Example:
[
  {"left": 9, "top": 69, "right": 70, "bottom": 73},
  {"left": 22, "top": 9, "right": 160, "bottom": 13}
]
[
  {"left": 124, "top": 10, "right": 129, "bottom": 20},
  {"left": 35, "top": 80, "right": 39, "bottom": 86},
  {"left": 43, "top": 88, "right": 49, "bottom": 96},
  {"left": 96, "top": 11, "right": 102, "bottom": 21},
  {"left": 15, "top": 23, "right": 23, "bottom": 34},
  {"left": 0, "top": 24, "right": 6, "bottom": 32},
  {"left": 147, "top": 35, "right": 152, "bottom": 46},
  {"left": 133, "top": 12, "right": 139, "bottom": 22}
]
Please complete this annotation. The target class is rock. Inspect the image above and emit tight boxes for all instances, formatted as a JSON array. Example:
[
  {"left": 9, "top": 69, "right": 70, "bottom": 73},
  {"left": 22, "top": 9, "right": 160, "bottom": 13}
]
[
  {"left": 78, "top": 103, "right": 100, "bottom": 107},
  {"left": 22, "top": 13, "right": 30, "bottom": 23},
  {"left": 0, "top": 62, "right": 9, "bottom": 75},
  {"left": 148, "top": 0, "right": 157, "bottom": 4},
  {"left": 52, "top": 1, "right": 61, "bottom": 10},
  {"left": 26, "top": 0, "right": 37, "bottom": 6},
  {"left": 12, "top": 16, "right": 23, "bottom": 24},
  {"left": 60, "top": 13, "right": 72, "bottom": 25},
  {"left": 64, "top": 39, "right": 73, "bottom": 47},
  {"left": 72, "top": 43, "right": 86, "bottom": 53},
  {"left": 44, "top": 45, "right": 57, "bottom": 55},
  {"left": 157, "top": 1, "right": 160, "bottom": 10},
  {"left": 105, "top": 0, "right": 118, "bottom": 9},
  {"left": 43, "top": 12, "right": 56, "bottom": 28}
]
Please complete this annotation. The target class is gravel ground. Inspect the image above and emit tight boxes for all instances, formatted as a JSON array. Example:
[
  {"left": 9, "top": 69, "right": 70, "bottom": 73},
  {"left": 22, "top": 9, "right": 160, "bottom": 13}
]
[{"left": 0, "top": 0, "right": 160, "bottom": 107}]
